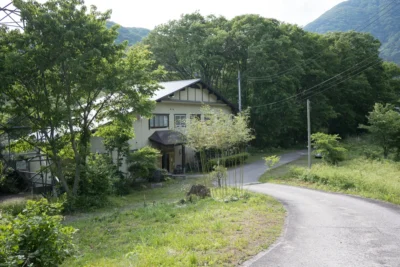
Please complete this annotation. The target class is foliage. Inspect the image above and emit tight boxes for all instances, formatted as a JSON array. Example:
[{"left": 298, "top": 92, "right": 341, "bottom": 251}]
[
  {"left": 208, "top": 165, "right": 228, "bottom": 188},
  {"left": 206, "top": 153, "right": 249, "bottom": 169},
  {"left": 181, "top": 105, "right": 253, "bottom": 172},
  {"left": 106, "top": 21, "right": 150, "bottom": 46},
  {"left": 0, "top": 0, "right": 164, "bottom": 197},
  {"left": 0, "top": 198, "right": 30, "bottom": 217},
  {"left": 304, "top": 0, "right": 400, "bottom": 65},
  {"left": 94, "top": 117, "right": 135, "bottom": 168},
  {"left": 0, "top": 198, "right": 76, "bottom": 266},
  {"left": 127, "top": 147, "right": 161, "bottom": 180},
  {"left": 263, "top": 155, "right": 281, "bottom": 169},
  {"left": 63, "top": 154, "right": 122, "bottom": 211},
  {"left": 311, "top": 133, "right": 347, "bottom": 164},
  {"left": 145, "top": 12, "right": 398, "bottom": 148},
  {"left": 359, "top": 103, "right": 400, "bottom": 158},
  {"left": 0, "top": 169, "right": 28, "bottom": 195},
  {"left": 288, "top": 158, "right": 400, "bottom": 205}
]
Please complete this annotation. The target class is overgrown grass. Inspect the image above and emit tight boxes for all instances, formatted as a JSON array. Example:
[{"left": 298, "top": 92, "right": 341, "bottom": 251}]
[
  {"left": 60, "top": 178, "right": 285, "bottom": 266},
  {"left": 260, "top": 138, "right": 400, "bottom": 205},
  {"left": 0, "top": 194, "right": 41, "bottom": 215}
]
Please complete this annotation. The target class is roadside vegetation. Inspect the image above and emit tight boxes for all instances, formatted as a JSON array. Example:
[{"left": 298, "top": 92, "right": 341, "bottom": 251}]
[{"left": 260, "top": 136, "right": 400, "bottom": 205}]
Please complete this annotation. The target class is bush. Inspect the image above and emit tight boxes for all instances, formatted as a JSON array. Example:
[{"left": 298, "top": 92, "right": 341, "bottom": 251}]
[
  {"left": 0, "top": 198, "right": 76, "bottom": 266},
  {"left": 311, "top": 132, "right": 347, "bottom": 165},
  {"left": 127, "top": 147, "right": 161, "bottom": 180},
  {"left": 206, "top": 152, "right": 249, "bottom": 170},
  {"left": 0, "top": 162, "right": 28, "bottom": 194},
  {"left": 64, "top": 154, "right": 121, "bottom": 211}
]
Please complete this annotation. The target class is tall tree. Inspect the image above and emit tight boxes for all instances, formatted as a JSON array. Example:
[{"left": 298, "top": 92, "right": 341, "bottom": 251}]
[{"left": 0, "top": 0, "right": 163, "bottom": 195}]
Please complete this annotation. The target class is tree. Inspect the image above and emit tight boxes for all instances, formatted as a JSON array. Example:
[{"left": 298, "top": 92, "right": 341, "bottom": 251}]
[
  {"left": 181, "top": 105, "right": 254, "bottom": 191},
  {"left": 145, "top": 12, "right": 395, "bottom": 148},
  {"left": 0, "top": 0, "right": 164, "bottom": 196},
  {"left": 311, "top": 132, "right": 347, "bottom": 165},
  {"left": 360, "top": 103, "right": 400, "bottom": 158},
  {"left": 94, "top": 117, "right": 135, "bottom": 169}
]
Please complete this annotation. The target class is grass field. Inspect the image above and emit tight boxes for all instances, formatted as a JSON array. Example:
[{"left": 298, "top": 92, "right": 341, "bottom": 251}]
[
  {"left": 59, "top": 178, "right": 285, "bottom": 266},
  {"left": 259, "top": 138, "right": 400, "bottom": 205}
]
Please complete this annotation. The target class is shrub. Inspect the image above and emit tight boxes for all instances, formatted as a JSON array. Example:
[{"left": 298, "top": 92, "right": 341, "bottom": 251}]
[
  {"left": 206, "top": 152, "right": 249, "bottom": 169},
  {"left": 127, "top": 147, "right": 161, "bottom": 180},
  {"left": 0, "top": 162, "right": 28, "bottom": 194},
  {"left": 208, "top": 165, "right": 228, "bottom": 187},
  {"left": 264, "top": 155, "right": 280, "bottom": 168},
  {"left": 0, "top": 198, "right": 76, "bottom": 266},
  {"left": 311, "top": 132, "right": 347, "bottom": 165},
  {"left": 64, "top": 154, "right": 120, "bottom": 211}
]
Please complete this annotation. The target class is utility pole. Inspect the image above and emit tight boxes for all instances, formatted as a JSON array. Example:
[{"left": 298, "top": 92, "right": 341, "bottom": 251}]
[
  {"left": 238, "top": 70, "right": 242, "bottom": 112},
  {"left": 307, "top": 99, "right": 311, "bottom": 169}
]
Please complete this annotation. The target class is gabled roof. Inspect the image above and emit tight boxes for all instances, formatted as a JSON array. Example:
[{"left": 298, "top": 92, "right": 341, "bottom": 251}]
[
  {"left": 151, "top": 79, "right": 237, "bottom": 112},
  {"left": 151, "top": 79, "right": 201, "bottom": 101}
]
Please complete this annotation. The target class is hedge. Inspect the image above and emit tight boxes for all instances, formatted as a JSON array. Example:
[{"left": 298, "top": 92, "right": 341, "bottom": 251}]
[{"left": 206, "top": 152, "right": 249, "bottom": 170}]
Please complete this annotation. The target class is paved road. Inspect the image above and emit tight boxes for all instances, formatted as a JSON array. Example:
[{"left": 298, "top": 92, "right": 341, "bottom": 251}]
[
  {"left": 226, "top": 150, "right": 307, "bottom": 185},
  {"left": 242, "top": 184, "right": 400, "bottom": 267}
]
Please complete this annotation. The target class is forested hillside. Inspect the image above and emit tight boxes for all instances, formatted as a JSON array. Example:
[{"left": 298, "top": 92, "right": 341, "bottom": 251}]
[
  {"left": 106, "top": 21, "right": 149, "bottom": 45},
  {"left": 304, "top": 0, "right": 400, "bottom": 65},
  {"left": 144, "top": 13, "right": 400, "bottom": 147}
]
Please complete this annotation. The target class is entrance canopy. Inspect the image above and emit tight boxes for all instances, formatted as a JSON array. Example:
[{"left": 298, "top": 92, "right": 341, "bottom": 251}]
[{"left": 149, "top": 130, "right": 186, "bottom": 146}]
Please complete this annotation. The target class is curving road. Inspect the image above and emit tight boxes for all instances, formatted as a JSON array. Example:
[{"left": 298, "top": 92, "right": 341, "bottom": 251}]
[
  {"left": 226, "top": 150, "right": 307, "bottom": 185},
  {"left": 242, "top": 183, "right": 400, "bottom": 267}
]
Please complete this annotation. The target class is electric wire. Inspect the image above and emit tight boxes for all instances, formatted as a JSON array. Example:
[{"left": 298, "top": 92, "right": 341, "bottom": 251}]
[
  {"left": 249, "top": 55, "right": 382, "bottom": 109},
  {"left": 249, "top": 56, "right": 383, "bottom": 113}
]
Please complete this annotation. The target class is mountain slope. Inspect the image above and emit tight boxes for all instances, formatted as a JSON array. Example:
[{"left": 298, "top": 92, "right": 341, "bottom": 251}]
[
  {"left": 106, "top": 21, "right": 150, "bottom": 45},
  {"left": 304, "top": 0, "right": 400, "bottom": 64}
]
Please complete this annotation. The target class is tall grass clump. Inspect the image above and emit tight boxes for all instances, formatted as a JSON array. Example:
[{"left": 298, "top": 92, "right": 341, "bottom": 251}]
[{"left": 290, "top": 159, "right": 400, "bottom": 204}]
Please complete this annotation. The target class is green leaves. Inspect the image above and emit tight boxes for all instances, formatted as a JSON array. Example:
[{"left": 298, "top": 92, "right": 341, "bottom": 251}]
[
  {"left": 0, "top": 198, "right": 76, "bottom": 267},
  {"left": 264, "top": 155, "right": 281, "bottom": 169},
  {"left": 0, "top": 0, "right": 164, "bottom": 195},
  {"left": 145, "top": 12, "right": 398, "bottom": 148},
  {"left": 127, "top": 147, "right": 161, "bottom": 180},
  {"left": 181, "top": 105, "right": 254, "bottom": 152},
  {"left": 359, "top": 103, "right": 400, "bottom": 158},
  {"left": 311, "top": 132, "right": 347, "bottom": 165}
]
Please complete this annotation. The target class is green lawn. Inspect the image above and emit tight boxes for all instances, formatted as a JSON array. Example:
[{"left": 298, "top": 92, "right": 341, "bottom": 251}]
[{"left": 61, "top": 178, "right": 286, "bottom": 266}]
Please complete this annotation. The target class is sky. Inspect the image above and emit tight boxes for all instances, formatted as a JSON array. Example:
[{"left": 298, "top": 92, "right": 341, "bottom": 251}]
[{"left": 81, "top": 0, "right": 347, "bottom": 29}]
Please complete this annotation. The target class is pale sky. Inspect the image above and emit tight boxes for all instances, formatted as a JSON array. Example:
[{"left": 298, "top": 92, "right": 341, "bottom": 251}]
[{"left": 82, "top": 0, "right": 347, "bottom": 29}]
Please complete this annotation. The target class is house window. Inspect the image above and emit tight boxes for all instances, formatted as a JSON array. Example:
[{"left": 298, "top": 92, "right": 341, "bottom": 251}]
[
  {"left": 149, "top": 114, "right": 169, "bottom": 129},
  {"left": 175, "top": 114, "right": 186, "bottom": 128},
  {"left": 204, "top": 114, "right": 212, "bottom": 121},
  {"left": 190, "top": 114, "right": 201, "bottom": 120}
]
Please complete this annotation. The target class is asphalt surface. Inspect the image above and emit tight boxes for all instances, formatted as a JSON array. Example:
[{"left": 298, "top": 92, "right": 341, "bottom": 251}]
[
  {"left": 242, "top": 184, "right": 400, "bottom": 267},
  {"left": 226, "top": 150, "right": 307, "bottom": 185}
]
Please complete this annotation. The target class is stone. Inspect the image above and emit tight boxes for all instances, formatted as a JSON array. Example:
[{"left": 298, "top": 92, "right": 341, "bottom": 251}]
[{"left": 186, "top": 184, "right": 211, "bottom": 199}]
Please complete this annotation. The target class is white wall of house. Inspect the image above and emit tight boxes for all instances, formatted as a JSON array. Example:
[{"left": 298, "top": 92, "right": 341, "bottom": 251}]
[{"left": 90, "top": 85, "right": 233, "bottom": 174}]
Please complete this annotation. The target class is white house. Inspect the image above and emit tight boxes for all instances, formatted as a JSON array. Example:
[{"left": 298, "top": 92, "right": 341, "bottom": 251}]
[{"left": 90, "top": 79, "right": 236, "bottom": 174}]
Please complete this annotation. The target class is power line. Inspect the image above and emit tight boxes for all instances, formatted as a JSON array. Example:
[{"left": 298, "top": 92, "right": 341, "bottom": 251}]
[
  {"left": 247, "top": 0, "right": 399, "bottom": 81},
  {"left": 250, "top": 57, "right": 382, "bottom": 112},
  {"left": 250, "top": 55, "right": 381, "bottom": 109}
]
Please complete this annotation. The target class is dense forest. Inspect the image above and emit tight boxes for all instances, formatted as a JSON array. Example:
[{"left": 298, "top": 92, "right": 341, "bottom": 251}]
[
  {"left": 143, "top": 13, "right": 400, "bottom": 147},
  {"left": 106, "top": 21, "right": 150, "bottom": 45},
  {"left": 305, "top": 0, "right": 400, "bottom": 65}
]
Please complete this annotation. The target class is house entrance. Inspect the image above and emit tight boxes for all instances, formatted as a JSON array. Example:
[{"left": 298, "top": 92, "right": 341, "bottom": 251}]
[{"left": 161, "top": 152, "right": 174, "bottom": 172}]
